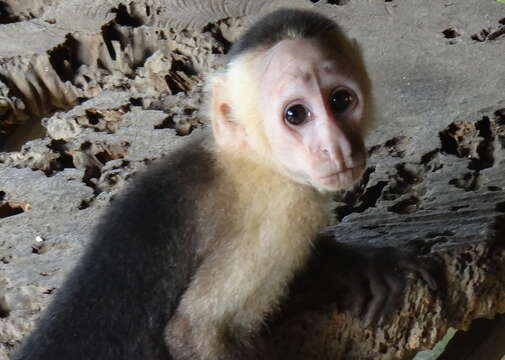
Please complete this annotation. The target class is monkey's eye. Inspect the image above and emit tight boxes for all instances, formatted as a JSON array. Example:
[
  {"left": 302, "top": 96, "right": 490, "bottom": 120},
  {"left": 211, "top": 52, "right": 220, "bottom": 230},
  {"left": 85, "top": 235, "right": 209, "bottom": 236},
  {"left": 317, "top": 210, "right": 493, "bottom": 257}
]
[
  {"left": 330, "top": 88, "right": 355, "bottom": 114},
  {"left": 285, "top": 104, "right": 310, "bottom": 125}
]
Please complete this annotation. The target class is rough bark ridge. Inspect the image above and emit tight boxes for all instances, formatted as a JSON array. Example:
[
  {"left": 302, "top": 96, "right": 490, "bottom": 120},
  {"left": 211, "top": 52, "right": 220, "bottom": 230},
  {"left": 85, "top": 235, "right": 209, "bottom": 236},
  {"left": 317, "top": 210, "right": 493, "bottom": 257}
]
[{"left": 1, "top": 1, "right": 504, "bottom": 359}]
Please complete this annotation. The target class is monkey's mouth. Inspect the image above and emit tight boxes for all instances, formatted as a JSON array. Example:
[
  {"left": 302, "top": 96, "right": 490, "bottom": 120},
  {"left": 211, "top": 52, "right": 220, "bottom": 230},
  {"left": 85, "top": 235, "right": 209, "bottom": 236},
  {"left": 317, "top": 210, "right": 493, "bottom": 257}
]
[{"left": 317, "top": 163, "right": 366, "bottom": 184}]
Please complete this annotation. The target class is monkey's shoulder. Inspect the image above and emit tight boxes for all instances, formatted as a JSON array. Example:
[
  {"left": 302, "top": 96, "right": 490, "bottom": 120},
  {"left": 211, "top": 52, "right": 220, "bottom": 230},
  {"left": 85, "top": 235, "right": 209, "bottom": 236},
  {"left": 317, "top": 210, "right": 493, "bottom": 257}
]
[
  {"left": 128, "top": 139, "right": 213, "bottom": 201},
  {"left": 90, "top": 137, "right": 214, "bottom": 245}
]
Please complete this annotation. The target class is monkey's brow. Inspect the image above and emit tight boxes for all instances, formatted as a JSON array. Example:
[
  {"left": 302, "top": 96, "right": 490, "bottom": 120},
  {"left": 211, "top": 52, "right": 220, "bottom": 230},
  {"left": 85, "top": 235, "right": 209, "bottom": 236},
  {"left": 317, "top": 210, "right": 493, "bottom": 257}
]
[
  {"left": 275, "top": 75, "right": 313, "bottom": 100},
  {"left": 283, "top": 70, "right": 311, "bottom": 82},
  {"left": 282, "top": 59, "right": 340, "bottom": 81}
]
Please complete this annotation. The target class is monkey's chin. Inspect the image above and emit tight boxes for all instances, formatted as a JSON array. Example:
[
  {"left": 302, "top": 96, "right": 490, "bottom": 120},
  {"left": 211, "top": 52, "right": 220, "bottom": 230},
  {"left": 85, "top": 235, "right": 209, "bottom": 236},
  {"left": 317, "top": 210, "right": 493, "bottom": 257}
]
[{"left": 314, "top": 165, "right": 366, "bottom": 193}]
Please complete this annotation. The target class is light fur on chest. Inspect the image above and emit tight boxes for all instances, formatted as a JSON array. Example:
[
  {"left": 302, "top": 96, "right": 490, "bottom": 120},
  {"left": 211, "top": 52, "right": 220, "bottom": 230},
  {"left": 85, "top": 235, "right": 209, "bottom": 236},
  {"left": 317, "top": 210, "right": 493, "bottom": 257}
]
[{"left": 167, "top": 151, "right": 332, "bottom": 358}]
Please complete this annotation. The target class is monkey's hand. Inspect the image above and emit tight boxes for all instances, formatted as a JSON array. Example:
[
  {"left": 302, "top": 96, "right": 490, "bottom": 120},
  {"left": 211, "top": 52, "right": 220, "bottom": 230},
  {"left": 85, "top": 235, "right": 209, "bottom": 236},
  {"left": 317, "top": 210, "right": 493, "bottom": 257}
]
[{"left": 315, "top": 232, "right": 439, "bottom": 327}]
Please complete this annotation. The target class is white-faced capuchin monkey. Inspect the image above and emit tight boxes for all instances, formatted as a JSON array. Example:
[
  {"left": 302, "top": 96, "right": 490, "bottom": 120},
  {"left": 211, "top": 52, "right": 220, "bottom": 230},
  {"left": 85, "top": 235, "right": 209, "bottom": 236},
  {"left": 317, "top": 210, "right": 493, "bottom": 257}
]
[{"left": 12, "top": 8, "right": 435, "bottom": 360}]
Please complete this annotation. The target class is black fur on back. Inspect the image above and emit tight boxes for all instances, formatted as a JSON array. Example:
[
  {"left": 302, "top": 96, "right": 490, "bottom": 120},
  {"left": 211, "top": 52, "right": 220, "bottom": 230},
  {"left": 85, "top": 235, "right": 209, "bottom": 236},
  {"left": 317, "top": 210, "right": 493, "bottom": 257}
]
[
  {"left": 11, "top": 137, "right": 214, "bottom": 360},
  {"left": 226, "top": 8, "right": 342, "bottom": 64}
]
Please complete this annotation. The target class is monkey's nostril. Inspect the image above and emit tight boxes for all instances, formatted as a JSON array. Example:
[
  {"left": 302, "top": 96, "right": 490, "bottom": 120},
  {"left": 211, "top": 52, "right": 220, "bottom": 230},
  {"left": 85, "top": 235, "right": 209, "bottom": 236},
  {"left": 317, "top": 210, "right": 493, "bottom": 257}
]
[{"left": 320, "top": 148, "right": 334, "bottom": 160}]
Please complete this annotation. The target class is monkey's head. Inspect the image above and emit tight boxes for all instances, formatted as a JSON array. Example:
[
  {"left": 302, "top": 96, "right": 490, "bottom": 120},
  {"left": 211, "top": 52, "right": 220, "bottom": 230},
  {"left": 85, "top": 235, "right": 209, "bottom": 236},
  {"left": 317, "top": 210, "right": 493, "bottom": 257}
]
[{"left": 209, "top": 9, "right": 373, "bottom": 193}]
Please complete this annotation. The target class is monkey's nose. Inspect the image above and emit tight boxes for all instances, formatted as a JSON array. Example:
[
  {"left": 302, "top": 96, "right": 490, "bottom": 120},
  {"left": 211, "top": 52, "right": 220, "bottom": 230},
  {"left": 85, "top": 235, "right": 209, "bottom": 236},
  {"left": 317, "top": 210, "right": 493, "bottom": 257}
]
[
  {"left": 320, "top": 147, "right": 338, "bottom": 161},
  {"left": 317, "top": 146, "right": 346, "bottom": 172}
]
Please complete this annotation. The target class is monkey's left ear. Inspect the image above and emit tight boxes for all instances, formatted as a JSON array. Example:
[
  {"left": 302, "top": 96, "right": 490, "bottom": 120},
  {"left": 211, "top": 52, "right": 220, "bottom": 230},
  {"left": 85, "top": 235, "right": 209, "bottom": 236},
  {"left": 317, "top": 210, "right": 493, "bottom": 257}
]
[{"left": 209, "top": 74, "right": 248, "bottom": 149}]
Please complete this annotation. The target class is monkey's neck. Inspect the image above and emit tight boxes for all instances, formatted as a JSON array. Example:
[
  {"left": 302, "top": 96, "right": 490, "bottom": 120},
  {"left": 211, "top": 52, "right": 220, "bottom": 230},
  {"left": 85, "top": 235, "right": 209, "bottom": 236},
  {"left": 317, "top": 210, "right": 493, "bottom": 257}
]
[
  {"left": 216, "top": 149, "right": 309, "bottom": 193},
  {"left": 213, "top": 148, "right": 333, "bottom": 231}
]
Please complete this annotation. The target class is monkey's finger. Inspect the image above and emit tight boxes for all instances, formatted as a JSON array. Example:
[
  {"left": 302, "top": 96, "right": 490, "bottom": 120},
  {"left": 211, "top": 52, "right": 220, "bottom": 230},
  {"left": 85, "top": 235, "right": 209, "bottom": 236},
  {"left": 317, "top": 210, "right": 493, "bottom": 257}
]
[
  {"left": 416, "top": 267, "right": 437, "bottom": 290},
  {"left": 398, "top": 259, "right": 438, "bottom": 290},
  {"left": 348, "top": 274, "right": 368, "bottom": 318},
  {"left": 380, "top": 272, "right": 405, "bottom": 325},
  {"left": 362, "top": 270, "right": 387, "bottom": 327}
]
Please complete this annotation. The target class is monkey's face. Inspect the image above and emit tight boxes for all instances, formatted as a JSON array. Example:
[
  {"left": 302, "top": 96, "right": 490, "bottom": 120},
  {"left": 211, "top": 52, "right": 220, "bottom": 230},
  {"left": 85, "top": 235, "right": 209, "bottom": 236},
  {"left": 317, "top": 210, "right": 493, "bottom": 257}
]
[{"left": 256, "top": 39, "right": 368, "bottom": 192}]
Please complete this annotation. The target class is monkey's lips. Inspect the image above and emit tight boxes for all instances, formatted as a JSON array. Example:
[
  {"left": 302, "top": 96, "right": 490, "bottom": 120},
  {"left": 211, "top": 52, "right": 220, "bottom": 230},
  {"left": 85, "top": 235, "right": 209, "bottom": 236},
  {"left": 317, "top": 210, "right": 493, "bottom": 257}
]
[{"left": 317, "top": 163, "right": 366, "bottom": 186}]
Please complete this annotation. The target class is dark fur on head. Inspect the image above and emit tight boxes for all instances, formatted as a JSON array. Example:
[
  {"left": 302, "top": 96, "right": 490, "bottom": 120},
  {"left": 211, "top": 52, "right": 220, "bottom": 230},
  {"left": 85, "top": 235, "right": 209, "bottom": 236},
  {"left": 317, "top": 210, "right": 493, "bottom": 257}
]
[{"left": 226, "top": 8, "right": 343, "bottom": 65}]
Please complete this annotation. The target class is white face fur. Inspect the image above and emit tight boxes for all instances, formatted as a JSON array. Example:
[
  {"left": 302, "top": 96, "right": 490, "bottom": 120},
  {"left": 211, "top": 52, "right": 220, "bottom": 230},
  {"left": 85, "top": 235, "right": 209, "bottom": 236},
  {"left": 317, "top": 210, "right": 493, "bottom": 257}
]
[{"left": 214, "top": 38, "right": 368, "bottom": 193}]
